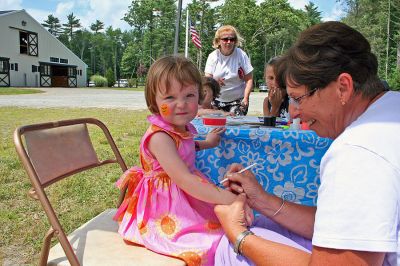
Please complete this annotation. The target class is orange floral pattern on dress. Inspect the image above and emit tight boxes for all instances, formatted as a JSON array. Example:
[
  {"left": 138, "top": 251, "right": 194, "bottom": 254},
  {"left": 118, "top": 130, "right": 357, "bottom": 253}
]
[
  {"left": 161, "top": 216, "right": 176, "bottom": 235},
  {"left": 156, "top": 214, "right": 179, "bottom": 239},
  {"left": 138, "top": 221, "right": 147, "bottom": 235},
  {"left": 178, "top": 251, "right": 203, "bottom": 266},
  {"left": 154, "top": 172, "right": 171, "bottom": 190}
]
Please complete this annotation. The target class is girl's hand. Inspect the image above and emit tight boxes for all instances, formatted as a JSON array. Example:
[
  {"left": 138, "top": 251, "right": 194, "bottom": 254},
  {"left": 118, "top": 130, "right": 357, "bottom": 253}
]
[
  {"left": 205, "top": 127, "right": 226, "bottom": 148},
  {"left": 214, "top": 193, "right": 249, "bottom": 242},
  {"left": 268, "top": 87, "right": 284, "bottom": 108}
]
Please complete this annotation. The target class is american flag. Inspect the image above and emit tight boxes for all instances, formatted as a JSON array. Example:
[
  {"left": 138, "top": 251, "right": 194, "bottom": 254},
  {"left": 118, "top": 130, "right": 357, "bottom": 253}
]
[{"left": 190, "top": 20, "right": 202, "bottom": 49}]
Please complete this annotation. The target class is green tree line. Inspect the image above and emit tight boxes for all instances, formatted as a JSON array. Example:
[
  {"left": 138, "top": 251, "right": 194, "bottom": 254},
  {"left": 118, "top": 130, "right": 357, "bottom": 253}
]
[{"left": 42, "top": 0, "right": 400, "bottom": 90}]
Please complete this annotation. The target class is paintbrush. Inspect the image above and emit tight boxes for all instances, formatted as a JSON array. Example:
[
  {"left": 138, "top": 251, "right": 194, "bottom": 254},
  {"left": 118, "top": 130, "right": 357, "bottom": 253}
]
[{"left": 218, "top": 162, "right": 258, "bottom": 185}]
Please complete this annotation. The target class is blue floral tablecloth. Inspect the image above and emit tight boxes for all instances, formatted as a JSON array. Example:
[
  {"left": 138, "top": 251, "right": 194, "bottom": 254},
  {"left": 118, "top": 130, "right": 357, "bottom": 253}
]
[{"left": 193, "top": 118, "right": 332, "bottom": 206}]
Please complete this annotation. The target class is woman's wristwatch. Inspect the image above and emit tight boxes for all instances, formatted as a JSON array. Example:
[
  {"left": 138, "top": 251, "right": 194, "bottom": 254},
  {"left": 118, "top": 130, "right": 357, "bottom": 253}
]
[{"left": 233, "top": 230, "right": 254, "bottom": 255}]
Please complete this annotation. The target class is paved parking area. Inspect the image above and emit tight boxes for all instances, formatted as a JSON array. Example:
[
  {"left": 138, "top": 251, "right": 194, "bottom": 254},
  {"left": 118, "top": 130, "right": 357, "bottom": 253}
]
[{"left": 0, "top": 87, "right": 266, "bottom": 115}]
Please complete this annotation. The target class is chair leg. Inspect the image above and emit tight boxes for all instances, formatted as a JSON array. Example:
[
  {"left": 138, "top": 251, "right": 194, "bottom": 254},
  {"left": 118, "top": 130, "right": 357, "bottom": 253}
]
[{"left": 39, "top": 227, "right": 55, "bottom": 266}]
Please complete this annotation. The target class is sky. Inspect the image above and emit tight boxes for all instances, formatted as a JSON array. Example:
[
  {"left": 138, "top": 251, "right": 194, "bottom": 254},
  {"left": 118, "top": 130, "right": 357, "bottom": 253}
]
[{"left": 1, "top": 0, "right": 345, "bottom": 31}]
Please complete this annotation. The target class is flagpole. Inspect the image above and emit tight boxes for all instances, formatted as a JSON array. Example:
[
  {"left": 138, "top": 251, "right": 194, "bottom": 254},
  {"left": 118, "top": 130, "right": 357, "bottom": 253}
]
[{"left": 184, "top": 9, "right": 189, "bottom": 58}]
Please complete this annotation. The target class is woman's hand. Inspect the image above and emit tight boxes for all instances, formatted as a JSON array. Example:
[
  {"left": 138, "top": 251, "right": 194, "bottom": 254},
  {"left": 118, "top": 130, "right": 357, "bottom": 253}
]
[
  {"left": 241, "top": 97, "right": 249, "bottom": 107},
  {"left": 217, "top": 78, "right": 225, "bottom": 86},
  {"left": 214, "top": 193, "right": 249, "bottom": 242},
  {"left": 205, "top": 127, "right": 226, "bottom": 148},
  {"left": 224, "top": 163, "right": 265, "bottom": 209}
]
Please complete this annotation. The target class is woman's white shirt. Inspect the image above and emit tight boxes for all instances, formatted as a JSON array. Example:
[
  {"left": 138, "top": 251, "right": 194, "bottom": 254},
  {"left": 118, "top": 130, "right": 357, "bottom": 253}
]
[
  {"left": 204, "top": 47, "right": 253, "bottom": 102},
  {"left": 313, "top": 91, "right": 400, "bottom": 266}
]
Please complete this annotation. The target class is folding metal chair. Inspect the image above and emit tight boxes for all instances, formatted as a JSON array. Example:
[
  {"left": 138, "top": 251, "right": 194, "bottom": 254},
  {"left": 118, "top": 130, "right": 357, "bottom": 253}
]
[{"left": 14, "top": 118, "right": 185, "bottom": 266}]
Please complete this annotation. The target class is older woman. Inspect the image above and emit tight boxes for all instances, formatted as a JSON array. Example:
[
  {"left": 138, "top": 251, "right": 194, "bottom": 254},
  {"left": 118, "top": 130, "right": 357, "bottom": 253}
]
[
  {"left": 204, "top": 25, "right": 254, "bottom": 116},
  {"left": 214, "top": 21, "right": 400, "bottom": 265}
]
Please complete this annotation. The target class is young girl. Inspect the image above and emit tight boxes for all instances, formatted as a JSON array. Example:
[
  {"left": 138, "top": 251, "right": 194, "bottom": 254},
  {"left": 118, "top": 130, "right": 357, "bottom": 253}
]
[
  {"left": 263, "top": 57, "right": 290, "bottom": 118},
  {"left": 114, "top": 55, "right": 250, "bottom": 266},
  {"left": 198, "top": 77, "right": 233, "bottom": 116}
]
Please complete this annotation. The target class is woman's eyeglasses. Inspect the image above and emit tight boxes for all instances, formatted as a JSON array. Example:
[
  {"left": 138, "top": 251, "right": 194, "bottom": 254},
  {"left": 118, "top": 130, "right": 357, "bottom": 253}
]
[
  {"left": 220, "top": 37, "right": 237, "bottom": 42},
  {"left": 288, "top": 88, "right": 319, "bottom": 108}
]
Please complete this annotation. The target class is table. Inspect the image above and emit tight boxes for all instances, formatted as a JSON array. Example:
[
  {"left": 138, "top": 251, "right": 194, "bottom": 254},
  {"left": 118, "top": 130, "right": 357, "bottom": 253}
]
[{"left": 193, "top": 117, "right": 332, "bottom": 206}]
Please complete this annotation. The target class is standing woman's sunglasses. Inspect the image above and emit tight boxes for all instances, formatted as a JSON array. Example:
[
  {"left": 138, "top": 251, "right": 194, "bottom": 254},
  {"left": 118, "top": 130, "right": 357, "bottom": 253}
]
[{"left": 220, "top": 37, "right": 237, "bottom": 42}]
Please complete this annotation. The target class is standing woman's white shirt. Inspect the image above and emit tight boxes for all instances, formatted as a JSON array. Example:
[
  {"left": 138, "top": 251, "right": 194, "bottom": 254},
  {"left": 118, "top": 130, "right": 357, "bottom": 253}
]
[{"left": 205, "top": 47, "right": 254, "bottom": 103}]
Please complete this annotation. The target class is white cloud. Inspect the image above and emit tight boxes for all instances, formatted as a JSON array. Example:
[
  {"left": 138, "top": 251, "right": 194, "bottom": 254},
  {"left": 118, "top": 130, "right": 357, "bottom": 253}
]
[
  {"left": 79, "top": 0, "right": 131, "bottom": 31},
  {"left": 0, "top": 0, "right": 22, "bottom": 10},
  {"left": 55, "top": 1, "right": 75, "bottom": 17},
  {"left": 287, "top": 0, "right": 308, "bottom": 10}
]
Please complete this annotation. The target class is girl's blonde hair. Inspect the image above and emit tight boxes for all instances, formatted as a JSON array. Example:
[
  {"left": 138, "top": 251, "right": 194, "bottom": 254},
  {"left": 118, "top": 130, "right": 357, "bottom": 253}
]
[
  {"left": 212, "top": 25, "right": 244, "bottom": 49},
  {"left": 145, "top": 55, "right": 203, "bottom": 114}
]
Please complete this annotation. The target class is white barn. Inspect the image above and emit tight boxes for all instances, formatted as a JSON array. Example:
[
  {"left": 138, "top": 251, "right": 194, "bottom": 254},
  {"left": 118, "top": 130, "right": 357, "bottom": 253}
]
[{"left": 0, "top": 10, "right": 87, "bottom": 88}]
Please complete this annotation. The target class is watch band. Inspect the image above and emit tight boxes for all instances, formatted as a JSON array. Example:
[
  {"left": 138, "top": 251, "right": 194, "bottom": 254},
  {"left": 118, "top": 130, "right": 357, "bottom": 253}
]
[{"left": 233, "top": 230, "right": 254, "bottom": 255}]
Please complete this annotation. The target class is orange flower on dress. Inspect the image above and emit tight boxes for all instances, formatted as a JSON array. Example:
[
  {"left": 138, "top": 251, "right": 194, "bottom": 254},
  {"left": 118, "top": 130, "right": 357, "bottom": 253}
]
[
  {"left": 154, "top": 172, "right": 171, "bottom": 190},
  {"left": 178, "top": 251, "right": 203, "bottom": 266},
  {"left": 156, "top": 214, "right": 180, "bottom": 239}
]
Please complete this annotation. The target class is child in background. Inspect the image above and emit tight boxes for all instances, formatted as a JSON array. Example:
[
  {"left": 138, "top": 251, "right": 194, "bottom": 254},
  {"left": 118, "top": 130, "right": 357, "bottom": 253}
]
[
  {"left": 198, "top": 77, "right": 233, "bottom": 116},
  {"left": 263, "top": 57, "right": 289, "bottom": 119},
  {"left": 114, "top": 56, "right": 251, "bottom": 266}
]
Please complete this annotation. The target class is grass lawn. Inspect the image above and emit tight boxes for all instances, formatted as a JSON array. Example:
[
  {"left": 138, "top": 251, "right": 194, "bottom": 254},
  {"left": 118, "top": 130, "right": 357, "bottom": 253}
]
[
  {"left": 0, "top": 107, "right": 150, "bottom": 265},
  {"left": 0, "top": 88, "right": 44, "bottom": 95}
]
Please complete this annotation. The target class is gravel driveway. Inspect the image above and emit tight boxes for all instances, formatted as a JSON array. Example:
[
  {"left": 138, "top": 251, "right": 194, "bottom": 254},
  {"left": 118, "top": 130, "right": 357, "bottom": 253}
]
[{"left": 0, "top": 87, "right": 266, "bottom": 115}]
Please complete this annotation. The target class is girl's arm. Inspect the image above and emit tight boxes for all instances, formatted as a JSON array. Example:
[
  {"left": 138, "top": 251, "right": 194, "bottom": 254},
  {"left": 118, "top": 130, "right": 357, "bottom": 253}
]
[
  {"left": 148, "top": 131, "right": 236, "bottom": 205},
  {"left": 263, "top": 97, "right": 271, "bottom": 116}
]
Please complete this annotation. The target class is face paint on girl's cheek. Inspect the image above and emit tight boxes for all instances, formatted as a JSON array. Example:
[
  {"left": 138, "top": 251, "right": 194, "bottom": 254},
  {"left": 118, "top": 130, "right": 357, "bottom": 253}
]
[{"left": 160, "top": 103, "right": 170, "bottom": 116}]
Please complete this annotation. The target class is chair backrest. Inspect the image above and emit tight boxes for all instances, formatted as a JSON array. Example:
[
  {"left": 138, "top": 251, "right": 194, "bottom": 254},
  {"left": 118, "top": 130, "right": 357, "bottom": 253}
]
[{"left": 14, "top": 118, "right": 128, "bottom": 266}]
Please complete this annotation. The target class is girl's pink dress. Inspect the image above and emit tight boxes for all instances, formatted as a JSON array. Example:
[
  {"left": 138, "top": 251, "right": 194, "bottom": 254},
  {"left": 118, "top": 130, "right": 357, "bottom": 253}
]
[{"left": 114, "top": 115, "right": 223, "bottom": 266}]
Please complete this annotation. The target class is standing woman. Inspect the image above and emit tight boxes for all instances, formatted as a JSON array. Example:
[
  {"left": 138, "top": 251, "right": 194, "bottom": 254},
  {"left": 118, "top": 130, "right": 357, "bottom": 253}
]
[{"left": 204, "top": 25, "right": 254, "bottom": 116}]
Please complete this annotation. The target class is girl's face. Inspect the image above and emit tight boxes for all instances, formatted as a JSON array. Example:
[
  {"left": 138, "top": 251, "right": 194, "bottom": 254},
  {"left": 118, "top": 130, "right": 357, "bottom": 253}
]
[
  {"left": 265, "top": 65, "right": 278, "bottom": 90},
  {"left": 155, "top": 78, "right": 199, "bottom": 131},
  {"left": 201, "top": 85, "right": 213, "bottom": 108},
  {"left": 218, "top": 30, "right": 236, "bottom": 56}
]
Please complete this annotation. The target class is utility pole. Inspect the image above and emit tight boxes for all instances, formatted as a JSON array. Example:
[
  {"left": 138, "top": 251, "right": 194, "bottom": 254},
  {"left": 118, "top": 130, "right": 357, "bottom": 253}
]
[{"left": 174, "top": 0, "right": 183, "bottom": 54}]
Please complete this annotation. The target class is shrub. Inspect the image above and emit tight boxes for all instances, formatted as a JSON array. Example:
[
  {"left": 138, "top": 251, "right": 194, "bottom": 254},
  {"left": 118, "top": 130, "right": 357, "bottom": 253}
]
[
  {"left": 90, "top": 75, "right": 108, "bottom": 87},
  {"left": 128, "top": 78, "right": 137, "bottom": 88}
]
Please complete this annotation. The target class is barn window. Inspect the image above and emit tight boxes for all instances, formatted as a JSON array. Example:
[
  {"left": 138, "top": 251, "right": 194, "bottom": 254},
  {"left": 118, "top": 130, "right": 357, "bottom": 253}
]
[
  {"left": 40, "top": 64, "right": 51, "bottom": 75},
  {"left": 19, "top": 31, "right": 38, "bottom": 56},
  {"left": 0, "top": 59, "right": 8, "bottom": 73}
]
